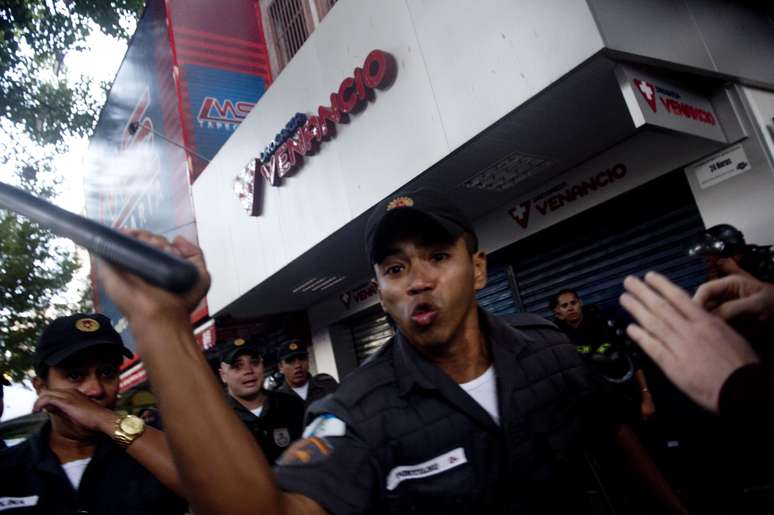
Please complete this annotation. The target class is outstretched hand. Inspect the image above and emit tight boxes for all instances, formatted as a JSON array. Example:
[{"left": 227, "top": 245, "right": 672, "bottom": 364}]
[
  {"left": 97, "top": 230, "right": 211, "bottom": 325},
  {"left": 620, "top": 271, "right": 758, "bottom": 413},
  {"left": 694, "top": 273, "right": 774, "bottom": 325}
]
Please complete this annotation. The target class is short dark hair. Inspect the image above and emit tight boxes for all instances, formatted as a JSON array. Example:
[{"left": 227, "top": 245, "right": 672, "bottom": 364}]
[{"left": 548, "top": 289, "right": 579, "bottom": 311}]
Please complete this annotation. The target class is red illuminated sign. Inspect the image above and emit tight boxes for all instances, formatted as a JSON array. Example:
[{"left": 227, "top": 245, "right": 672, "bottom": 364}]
[{"left": 234, "top": 50, "right": 396, "bottom": 216}]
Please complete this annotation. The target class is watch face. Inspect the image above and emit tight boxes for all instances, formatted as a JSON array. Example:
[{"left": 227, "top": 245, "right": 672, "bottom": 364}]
[{"left": 120, "top": 415, "right": 145, "bottom": 435}]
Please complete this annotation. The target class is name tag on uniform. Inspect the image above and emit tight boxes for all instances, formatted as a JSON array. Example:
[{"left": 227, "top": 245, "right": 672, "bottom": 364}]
[
  {"left": 0, "top": 496, "right": 39, "bottom": 511},
  {"left": 386, "top": 447, "right": 468, "bottom": 491}
]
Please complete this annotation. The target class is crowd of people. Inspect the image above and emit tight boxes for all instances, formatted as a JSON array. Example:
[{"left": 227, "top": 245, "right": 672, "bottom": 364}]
[{"left": 0, "top": 189, "right": 772, "bottom": 514}]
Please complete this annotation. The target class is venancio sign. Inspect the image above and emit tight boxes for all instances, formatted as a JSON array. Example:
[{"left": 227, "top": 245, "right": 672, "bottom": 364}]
[{"left": 234, "top": 50, "right": 396, "bottom": 216}]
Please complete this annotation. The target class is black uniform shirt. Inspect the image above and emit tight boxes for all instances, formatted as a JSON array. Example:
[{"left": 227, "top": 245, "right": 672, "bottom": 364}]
[
  {"left": 274, "top": 310, "right": 620, "bottom": 515},
  {"left": 228, "top": 389, "right": 305, "bottom": 464},
  {"left": 277, "top": 373, "right": 339, "bottom": 409},
  {"left": 0, "top": 422, "right": 186, "bottom": 515}
]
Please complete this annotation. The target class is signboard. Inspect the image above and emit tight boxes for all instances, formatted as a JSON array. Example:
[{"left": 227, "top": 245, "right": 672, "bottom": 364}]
[
  {"left": 233, "top": 50, "right": 396, "bottom": 216},
  {"left": 688, "top": 144, "right": 751, "bottom": 189},
  {"left": 617, "top": 65, "right": 727, "bottom": 143}
]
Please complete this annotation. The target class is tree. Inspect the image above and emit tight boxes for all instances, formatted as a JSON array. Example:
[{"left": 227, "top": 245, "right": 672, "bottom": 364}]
[
  {"left": 1, "top": 0, "right": 144, "bottom": 146},
  {"left": 0, "top": 1, "right": 143, "bottom": 380}
]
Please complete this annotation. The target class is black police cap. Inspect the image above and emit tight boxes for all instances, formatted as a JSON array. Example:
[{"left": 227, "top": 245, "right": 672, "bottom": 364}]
[
  {"left": 364, "top": 189, "right": 476, "bottom": 264},
  {"left": 220, "top": 337, "right": 262, "bottom": 365},
  {"left": 33, "top": 313, "right": 133, "bottom": 370},
  {"left": 277, "top": 339, "right": 308, "bottom": 362}
]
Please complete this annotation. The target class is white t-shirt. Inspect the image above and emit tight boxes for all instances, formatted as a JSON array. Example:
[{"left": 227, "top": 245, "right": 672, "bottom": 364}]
[
  {"left": 292, "top": 382, "right": 310, "bottom": 400},
  {"left": 459, "top": 365, "right": 500, "bottom": 425},
  {"left": 250, "top": 406, "right": 264, "bottom": 417},
  {"left": 62, "top": 457, "right": 91, "bottom": 490}
]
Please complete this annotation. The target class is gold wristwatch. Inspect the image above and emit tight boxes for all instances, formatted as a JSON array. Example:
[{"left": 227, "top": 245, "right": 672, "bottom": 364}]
[{"left": 112, "top": 413, "right": 145, "bottom": 448}]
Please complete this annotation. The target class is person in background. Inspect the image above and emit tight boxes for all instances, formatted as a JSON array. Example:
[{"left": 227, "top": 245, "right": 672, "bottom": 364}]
[
  {"left": 219, "top": 337, "right": 305, "bottom": 464},
  {"left": 276, "top": 339, "right": 338, "bottom": 408},
  {"left": 689, "top": 224, "right": 774, "bottom": 282},
  {"left": 0, "top": 313, "right": 186, "bottom": 514},
  {"left": 550, "top": 289, "right": 656, "bottom": 421}
]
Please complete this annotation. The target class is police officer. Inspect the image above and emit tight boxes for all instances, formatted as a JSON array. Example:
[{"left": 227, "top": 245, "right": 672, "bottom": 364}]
[
  {"left": 219, "top": 337, "right": 305, "bottom": 464},
  {"left": 549, "top": 289, "right": 656, "bottom": 421},
  {"left": 276, "top": 339, "right": 338, "bottom": 408},
  {"left": 0, "top": 313, "right": 186, "bottom": 514},
  {"left": 97, "top": 197, "right": 687, "bottom": 515}
]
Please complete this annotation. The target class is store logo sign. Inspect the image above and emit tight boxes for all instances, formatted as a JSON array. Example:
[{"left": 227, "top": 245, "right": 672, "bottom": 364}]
[
  {"left": 509, "top": 163, "right": 627, "bottom": 230},
  {"left": 233, "top": 50, "right": 396, "bottom": 216},
  {"left": 634, "top": 79, "right": 657, "bottom": 112},
  {"left": 632, "top": 78, "right": 715, "bottom": 126},
  {"left": 197, "top": 97, "right": 254, "bottom": 129}
]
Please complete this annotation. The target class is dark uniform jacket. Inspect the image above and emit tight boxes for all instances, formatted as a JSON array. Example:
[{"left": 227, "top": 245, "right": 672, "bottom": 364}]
[
  {"left": 277, "top": 373, "right": 338, "bottom": 408},
  {"left": 0, "top": 422, "right": 186, "bottom": 514},
  {"left": 227, "top": 390, "right": 305, "bottom": 464},
  {"left": 275, "top": 310, "right": 620, "bottom": 515}
]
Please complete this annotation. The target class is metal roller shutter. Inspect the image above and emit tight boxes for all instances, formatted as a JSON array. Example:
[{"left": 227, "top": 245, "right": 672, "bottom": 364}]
[
  {"left": 476, "top": 265, "right": 518, "bottom": 315},
  {"left": 507, "top": 171, "right": 707, "bottom": 319},
  {"left": 350, "top": 308, "right": 394, "bottom": 364}
]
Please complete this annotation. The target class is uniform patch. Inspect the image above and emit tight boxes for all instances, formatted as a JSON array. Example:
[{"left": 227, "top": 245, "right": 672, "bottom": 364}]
[
  {"left": 386, "top": 447, "right": 468, "bottom": 491},
  {"left": 273, "top": 427, "right": 291, "bottom": 447},
  {"left": 302, "top": 413, "right": 346, "bottom": 439},
  {"left": 276, "top": 436, "right": 332, "bottom": 466},
  {"left": 0, "top": 496, "right": 39, "bottom": 511},
  {"left": 75, "top": 318, "right": 100, "bottom": 332}
]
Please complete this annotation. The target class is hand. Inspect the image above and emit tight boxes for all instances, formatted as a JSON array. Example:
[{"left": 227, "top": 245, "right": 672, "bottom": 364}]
[
  {"left": 97, "top": 231, "right": 211, "bottom": 324},
  {"left": 694, "top": 274, "right": 774, "bottom": 324},
  {"left": 33, "top": 388, "right": 117, "bottom": 434},
  {"left": 640, "top": 392, "right": 656, "bottom": 421},
  {"left": 620, "top": 272, "right": 759, "bottom": 413}
]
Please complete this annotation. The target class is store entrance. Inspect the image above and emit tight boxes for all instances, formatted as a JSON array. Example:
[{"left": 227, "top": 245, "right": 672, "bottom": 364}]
[{"left": 490, "top": 169, "right": 708, "bottom": 319}]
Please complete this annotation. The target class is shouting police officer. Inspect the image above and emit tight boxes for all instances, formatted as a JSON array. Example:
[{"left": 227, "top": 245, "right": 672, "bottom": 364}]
[
  {"left": 276, "top": 339, "right": 338, "bottom": 408},
  {"left": 96, "top": 199, "right": 686, "bottom": 514},
  {"left": 0, "top": 313, "right": 186, "bottom": 514},
  {"left": 219, "top": 337, "right": 305, "bottom": 464}
]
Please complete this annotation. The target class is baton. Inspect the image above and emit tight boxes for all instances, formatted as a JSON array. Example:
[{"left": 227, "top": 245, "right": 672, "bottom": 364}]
[{"left": 0, "top": 181, "right": 198, "bottom": 293}]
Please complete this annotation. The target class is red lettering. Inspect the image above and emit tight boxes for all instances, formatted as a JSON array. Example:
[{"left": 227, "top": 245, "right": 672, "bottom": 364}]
[
  {"left": 337, "top": 77, "right": 359, "bottom": 113},
  {"left": 318, "top": 95, "right": 342, "bottom": 131},
  {"left": 260, "top": 155, "right": 279, "bottom": 186},
  {"left": 363, "top": 50, "right": 389, "bottom": 88},
  {"left": 277, "top": 143, "right": 291, "bottom": 177},
  {"left": 595, "top": 171, "right": 609, "bottom": 187},
  {"left": 612, "top": 163, "right": 626, "bottom": 179},
  {"left": 354, "top": 67, "right": 367, "bottom": 102},
  {"left": 286, "top": 134, "right": 306, "bottom": 167},
  {"left": 535, "top": 201, "right": 549, "bottom": 216},
  {"left": 548, "top": 196, "right": 562, "bottom": 211}
]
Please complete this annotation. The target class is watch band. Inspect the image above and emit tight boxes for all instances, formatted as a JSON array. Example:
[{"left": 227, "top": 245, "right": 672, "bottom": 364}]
[{"left": 112, "top": 413, "right": 145, "bottom": 449}]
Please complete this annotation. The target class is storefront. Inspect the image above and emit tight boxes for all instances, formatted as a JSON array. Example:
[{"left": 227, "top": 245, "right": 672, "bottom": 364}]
[{"left": 190, "top": 0, "right": 774, "bottom": 380}]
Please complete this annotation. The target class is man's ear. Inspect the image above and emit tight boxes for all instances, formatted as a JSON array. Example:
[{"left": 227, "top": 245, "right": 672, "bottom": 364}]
[
  {"left": 32, "top": 376, "right": 45, "bottom": 395},
  {"left": 218, "top": 364, "right": 228, "bottom": 384},
  {"left": 472, "top": 250, "right": 487, "bottom": 291}
]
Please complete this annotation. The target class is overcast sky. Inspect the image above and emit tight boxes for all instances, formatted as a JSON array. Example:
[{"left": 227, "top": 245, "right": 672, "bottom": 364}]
[{"left": 2, "top": 27, "right": 131, "bottom": 422}]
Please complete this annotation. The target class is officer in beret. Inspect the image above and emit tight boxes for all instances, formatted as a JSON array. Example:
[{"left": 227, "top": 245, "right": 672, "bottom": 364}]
[
  {"left": 0, "top": 313, "right": 186, "bottom": 514},
  {"left": 276, "top": 339, "right": 338, "bottom": 408},
  {"left": 219, "top": 338, "right": 305, "bottom": 464}
]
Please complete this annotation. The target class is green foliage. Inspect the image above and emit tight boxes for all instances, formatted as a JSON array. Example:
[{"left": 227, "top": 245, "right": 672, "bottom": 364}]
[
  {"left": 0, "top": 1, "right": 142, "bottom": 381},
  {"left": 0, "top": 175, "right": 79, "bottom": 382},
  {"left": 0, "top": 0, "right": 144, "bottom": 145}
]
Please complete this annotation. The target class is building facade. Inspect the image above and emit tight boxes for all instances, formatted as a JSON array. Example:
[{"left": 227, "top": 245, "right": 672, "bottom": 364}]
[{"left": 191, "top": 0, "right": 774, "bottom": 380}]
